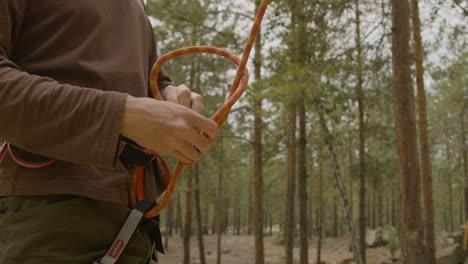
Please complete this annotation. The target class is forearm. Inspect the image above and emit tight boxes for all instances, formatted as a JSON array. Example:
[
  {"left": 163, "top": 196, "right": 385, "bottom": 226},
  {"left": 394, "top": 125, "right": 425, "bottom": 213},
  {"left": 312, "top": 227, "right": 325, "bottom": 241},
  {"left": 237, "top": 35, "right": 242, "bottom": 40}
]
[{"left": 0, "top": 63, "right": 127, "bottom": 168}]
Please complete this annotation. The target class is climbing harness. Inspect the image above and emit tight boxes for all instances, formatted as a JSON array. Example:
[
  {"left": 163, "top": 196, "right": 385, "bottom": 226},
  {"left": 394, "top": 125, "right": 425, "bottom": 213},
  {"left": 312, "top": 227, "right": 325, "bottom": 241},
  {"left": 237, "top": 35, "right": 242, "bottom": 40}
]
[{"left": 0, "top": 0, "right": 270, "bottom": 262}]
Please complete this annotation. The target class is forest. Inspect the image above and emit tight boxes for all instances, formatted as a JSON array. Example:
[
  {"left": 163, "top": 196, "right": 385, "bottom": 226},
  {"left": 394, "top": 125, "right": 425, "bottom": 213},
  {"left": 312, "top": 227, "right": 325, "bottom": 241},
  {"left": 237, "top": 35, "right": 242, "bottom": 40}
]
[{"left": 145, "top": 0, "right": 467, "bottom": 263}]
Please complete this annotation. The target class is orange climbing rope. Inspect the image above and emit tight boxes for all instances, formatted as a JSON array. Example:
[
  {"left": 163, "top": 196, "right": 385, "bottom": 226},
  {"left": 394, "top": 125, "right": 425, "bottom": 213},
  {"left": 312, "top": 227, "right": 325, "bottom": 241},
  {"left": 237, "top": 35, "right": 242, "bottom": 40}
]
[{"left": 132, "top": 0, "right": 271, "bottom": 218}]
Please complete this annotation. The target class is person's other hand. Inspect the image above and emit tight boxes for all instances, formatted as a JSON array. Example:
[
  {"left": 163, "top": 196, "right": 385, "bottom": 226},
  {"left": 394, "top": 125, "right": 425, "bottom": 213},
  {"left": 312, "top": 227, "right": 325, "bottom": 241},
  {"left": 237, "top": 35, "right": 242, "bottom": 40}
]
[
  {"left": 161, "top": 84, "right": 204, "bottom": 114},
  {"left": 120, "top": 95, "right": 218, "bottom": 164}
]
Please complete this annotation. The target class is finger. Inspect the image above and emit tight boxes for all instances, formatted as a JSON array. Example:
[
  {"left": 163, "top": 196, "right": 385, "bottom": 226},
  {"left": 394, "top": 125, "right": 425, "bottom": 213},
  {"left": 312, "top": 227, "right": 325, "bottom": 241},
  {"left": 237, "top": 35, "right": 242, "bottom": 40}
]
[
  {"left": 163, "top": 86, "right": 179, "bottom": 103},
  {"left": 171, "top": 149, "right": 193, "bottom": 164},
  {"left": 188, "top": 112, "right": 219, "bottom": 140},
  {"left": 178, "top": 128, "right": 210, "bottom": 153},
  {"left": 175, "top": 139, "right": 201, "bottom": 162},
  {"left": 177, "top": 85, "right": 192, "bottom": 108},
  {"left": 191, "top": 92, "right": 204, "bottom": 114}
]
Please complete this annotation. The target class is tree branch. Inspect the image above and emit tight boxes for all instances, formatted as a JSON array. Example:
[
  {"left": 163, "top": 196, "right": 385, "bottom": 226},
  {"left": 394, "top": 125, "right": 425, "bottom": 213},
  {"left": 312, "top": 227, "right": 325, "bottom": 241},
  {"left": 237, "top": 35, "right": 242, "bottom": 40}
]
[{"left": 453, "top": 0, "right": 468, "bottom": 15}]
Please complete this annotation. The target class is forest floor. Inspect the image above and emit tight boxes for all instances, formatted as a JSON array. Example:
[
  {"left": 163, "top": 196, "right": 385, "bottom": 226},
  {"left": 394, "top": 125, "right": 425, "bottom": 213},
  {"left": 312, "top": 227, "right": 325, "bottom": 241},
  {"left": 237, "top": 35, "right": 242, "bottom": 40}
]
[{"left": 158, "top": 234, "right": 390, "bottom": 264}]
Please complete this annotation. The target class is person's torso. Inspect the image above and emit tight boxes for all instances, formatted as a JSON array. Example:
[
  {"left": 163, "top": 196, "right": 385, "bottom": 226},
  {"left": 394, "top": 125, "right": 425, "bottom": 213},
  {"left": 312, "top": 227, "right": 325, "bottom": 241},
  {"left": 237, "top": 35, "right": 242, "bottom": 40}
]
[
  {"left": 0, "top": 0, "right": 160, "bottom": 205},
  {"left": 13, "top": 0, "right": 152, "bottom": 96}
]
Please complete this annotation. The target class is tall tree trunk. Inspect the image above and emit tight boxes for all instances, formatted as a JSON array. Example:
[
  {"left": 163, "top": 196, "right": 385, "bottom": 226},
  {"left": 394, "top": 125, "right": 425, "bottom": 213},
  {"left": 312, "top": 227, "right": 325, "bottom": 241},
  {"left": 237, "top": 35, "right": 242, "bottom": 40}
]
[
  {"left": 378, "top": 181, "right": 383, "bottom": 227},
  {"left": 316, "top": 103, "right": 364, "bottom": 264},
  {"left": 391, "top": 0, "right": 425, "bottom": 262},
  {"left": 296, "top": 1, "right": 308, "bottom": 261},
  {"left": 461, "top": 185, "right": 465, "bottom": 227},
  {"left": 348, "top": 134, "right": 354, "bottom": 220},
  {"left": 392, "top": 179, "right": 396, "bottom": 227},
  {"left": 223, "top": 197, "right": 229, "bottom": 234},
  {"left": 176, "top": 194, "right": 183, "bottom": 237},
  {"left": 216, "top": 136, "right": 224, "bottom": 264},
  {"left": 372, "top": 188, "right": 376, "bottom": 229},
  {"left": 285, "top": 104, "right": 297, "bottom": 264},
  {"left": 410, "top": 0, "right": 436, "bottom": 262},
  {"left": 183, "top": 168, "right": 193, "bottom": 264},
  {"left": 460, "top": 110, "right": 468, "bottom": 222},
  {"left": 194, "top": 164, "right": 207, "bottom": 264},
  {"left": 447, "top": 142, "right": 454, "bottom": 232},
  {"left": 248, "top": 175, "right": 252, "bottom": 236},
  {"left": 253, "top": 0, "right": 265, "bottom": 261},
  {"left": 354, "top": 1, "right": 367, "bottom": 261},
  {"left": 235, "top": 191, "right": 241, "bottom": 235},
  {"left": 333, "top": 195, "right": 338, "bottom": 237},
  {"left": 317, "top": 157, "right": 324, "bottom": 264},
  {"left": 298, "top": 87, "right": 309, "bottom": 264}
]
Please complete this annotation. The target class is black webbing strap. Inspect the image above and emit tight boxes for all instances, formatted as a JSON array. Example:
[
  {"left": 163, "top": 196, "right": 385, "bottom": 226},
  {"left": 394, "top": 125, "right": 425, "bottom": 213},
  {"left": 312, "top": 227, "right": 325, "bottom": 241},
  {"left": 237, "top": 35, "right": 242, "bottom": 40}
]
[{"left": 118, "top": 140, "right": 155, "bottom": 167}]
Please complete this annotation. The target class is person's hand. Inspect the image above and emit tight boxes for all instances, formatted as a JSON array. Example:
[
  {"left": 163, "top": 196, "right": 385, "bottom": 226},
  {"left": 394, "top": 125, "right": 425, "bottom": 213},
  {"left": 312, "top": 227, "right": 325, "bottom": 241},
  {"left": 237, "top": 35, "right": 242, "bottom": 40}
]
[
  {"left": 120, "top": 95, "right": 218, "bottom": 164},
  {"left": 161, "top": 85, "right": 204, "bottom": 114}
]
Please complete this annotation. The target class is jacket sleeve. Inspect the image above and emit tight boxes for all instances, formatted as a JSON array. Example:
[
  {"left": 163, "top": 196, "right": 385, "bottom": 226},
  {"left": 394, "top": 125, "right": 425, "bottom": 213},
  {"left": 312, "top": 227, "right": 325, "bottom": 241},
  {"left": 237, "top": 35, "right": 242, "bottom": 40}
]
[{"left": 0, "top": 0, "right": 127, "bottom": 168}]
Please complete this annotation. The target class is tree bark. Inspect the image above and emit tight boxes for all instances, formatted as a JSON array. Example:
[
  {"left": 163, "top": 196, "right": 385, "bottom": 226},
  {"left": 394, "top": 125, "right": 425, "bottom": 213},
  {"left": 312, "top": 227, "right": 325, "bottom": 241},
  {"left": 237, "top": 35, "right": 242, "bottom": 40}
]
[
  {"left": 354, "top": 1, "right": 367, "bottom": 261},
  {"left": 285, "top": 104, "right": 297, "bottom": 264},
  {"left": 253, "top": 0, "right": 265, "bottom": 261},
  {"left": 248, "top": 175, "right": 252, "bottom": 236},
  {"left": 316, "top": 103, "right": 364, "bottom": 264},
  {"left": 183, "top": 168, "right": 193, "bottom": 264},
  {"left": 447, "top": 142, "right": 454, "bottom": 232},
  {"left": 460, "top": 110, "right": 468, "bottom": 222},
  {"left": 298, "top": 88, "right": 309, "bottom": 264},
  {"left": 348, "top": 134, "right": 354, "bottom": 220},
  {"left": 194, "top": 164, "right": 207, "bottom": 264},
  {"left": 391, "top": 0, "right": 425, "bottom": 262},
  {"left": 410, "top": 0, "right": 436, "bottom": 262},
  {"left": 176, "top": 194, "right": 183, "bottom": 237},
  {"left": 296, "top": 1, "right": 308, "bottom": 261},
  {"left": 317, "top": 157, "right": 324, "bottom": 264},
  {"left": 216, "top": 136, "right": 224, "bottom": 264}
]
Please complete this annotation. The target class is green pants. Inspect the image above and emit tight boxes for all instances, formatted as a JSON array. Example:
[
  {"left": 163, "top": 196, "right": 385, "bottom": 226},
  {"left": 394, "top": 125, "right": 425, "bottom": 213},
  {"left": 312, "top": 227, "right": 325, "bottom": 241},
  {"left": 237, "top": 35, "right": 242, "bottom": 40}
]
[{"left": 0, "top": 195, "right": 154, "bottom": 264}]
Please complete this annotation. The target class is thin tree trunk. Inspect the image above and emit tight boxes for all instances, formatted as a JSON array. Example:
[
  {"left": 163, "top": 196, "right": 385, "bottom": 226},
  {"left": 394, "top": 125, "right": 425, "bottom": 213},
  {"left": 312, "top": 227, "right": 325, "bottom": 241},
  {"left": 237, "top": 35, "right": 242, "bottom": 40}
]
[
  {"left": 333, "top": 195, "right": 338, "bottom": 237},
  {"left": 378, "top": 181, "right": 383, "bottom": 227},
  {"left": 285, "top": 104, "right": 297, "bottom": 264},
  {"left": 236, "top": 191, "right": 242, "bottom": 235},
  {"left": 298, "top": 90, "right": 309, "bottom": 264},
  {"left": 223, "top": 197, "right": 229, "bottom": 234},
  {"left": 447, "top": 142, "right": 454, "bottom": 232},
  {"left": 461, "top": 185, "right": 465, "bottom": 227},
  {"left": 317, "top": 157, "right": 324, "bottom": 264},
  {"left": 316, "top": 103, "right": 364, "bottom": 264},
  {"left": 253, "top": 0, "right": 265, "bottom": 260},
  {"left": 176, "top": 194, "right": 183, "bottom": 237},
  {"left": 373, "top": 188, "right": 376, "bottom": 229},
  {"left": 194, "top": 164, "right": 207, "bottom": 264},
  {"left": 216, "top": 136, "right": 224, "bottom": 264},
  {"left": 348, "top": 134, "right": 354, "bottom": 220},
  {"left": 410, "top": 0, "right": 436, "bottom": 262},
  {"left": 392, "top": 179, "right": 396, "bottom": 227},
  {"left": 354, "top": 1, "right": 367, "bottom": 261},
  {"left": 460, "top": 110, "right": 468, "bottom": 222},
  {"left": 248, "top": 175, "right": 252, "bottom": 236},
  {"left": 391, "top": 0, "right": 425, "bottom": 262},
  {"left": 183, "top": 168, "right": 193, "bottom": 264}
]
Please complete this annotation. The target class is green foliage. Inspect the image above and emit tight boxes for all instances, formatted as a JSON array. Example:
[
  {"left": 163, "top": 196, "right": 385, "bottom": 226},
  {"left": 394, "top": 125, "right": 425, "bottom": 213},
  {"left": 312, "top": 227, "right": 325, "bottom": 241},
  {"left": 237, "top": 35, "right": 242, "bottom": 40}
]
[
  {"left": 272, "top": 230, "right": 285, "bottom": 246},
  {"left": 379, "top": 225, "right": 400, "bottom": 256}
]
